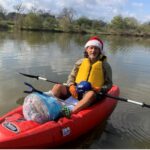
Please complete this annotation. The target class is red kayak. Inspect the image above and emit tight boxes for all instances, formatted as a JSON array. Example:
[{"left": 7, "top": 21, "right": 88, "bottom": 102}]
[{"left": 0, "top": 85, "right": 119, "bottom": 148}]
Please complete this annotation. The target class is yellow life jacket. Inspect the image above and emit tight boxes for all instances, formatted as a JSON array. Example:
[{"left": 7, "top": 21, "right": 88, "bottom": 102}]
[{"left": 75, "top": 58, "right": 104, "bottom": 89}]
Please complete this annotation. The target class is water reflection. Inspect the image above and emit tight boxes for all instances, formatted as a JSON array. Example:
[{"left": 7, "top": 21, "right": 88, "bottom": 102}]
[
  {"left": 0, "top": 32, "right": 150, "bottom": 148},
  {"left": 107, "top": 36, "right": 150, "bottom": 53},
  {"left": 94, "top": 103, "right": 150, "bottom": 149}
]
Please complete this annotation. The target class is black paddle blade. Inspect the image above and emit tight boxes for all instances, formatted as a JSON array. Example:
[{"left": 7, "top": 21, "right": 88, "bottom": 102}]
[{"left": 19, "top": 72, "right": 38, "bottom": 79}]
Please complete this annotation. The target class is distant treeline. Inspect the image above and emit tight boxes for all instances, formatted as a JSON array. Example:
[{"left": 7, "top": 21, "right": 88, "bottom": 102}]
[{"left": 0, "top": 4, "right": 150, "bottom": 37}]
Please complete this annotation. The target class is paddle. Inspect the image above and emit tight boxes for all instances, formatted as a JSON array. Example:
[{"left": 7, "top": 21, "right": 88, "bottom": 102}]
[
  {"left": 99, "top": 92, "right": 150, "bottom": 108},
  {"left": 19, "top": 72, "right": 67, "bottom": 85},
  {"left": 24, "top": 82, "right": 76, "bottom": 106},
  {"left": 20, "top": 72, "right": 150, "bottom": 109}
]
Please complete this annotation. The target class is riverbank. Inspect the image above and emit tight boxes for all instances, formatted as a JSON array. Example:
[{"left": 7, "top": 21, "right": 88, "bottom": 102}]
[
  {"left": 0, "top": 24, "right": 150, "bottom": 38},
  {"left": 20, "top": 28, "right": 150, "bottom": 38}
]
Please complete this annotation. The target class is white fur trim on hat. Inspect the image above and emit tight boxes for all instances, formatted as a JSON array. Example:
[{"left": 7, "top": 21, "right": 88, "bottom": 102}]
[
  {"left": 84, "top": 40, "right": 102, "bottom": 50},
  {"left": 84, "top": 39, "right": 105, "bottom": 55}
]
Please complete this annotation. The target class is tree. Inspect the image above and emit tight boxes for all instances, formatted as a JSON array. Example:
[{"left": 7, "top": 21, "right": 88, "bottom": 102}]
[
  {"left": 91, "top": 19, "right": 107, "bottom": 31},
  {"left": 124, "top": 17, "right": 138, "bottom": 30},
  {"left": 59, "top": 7, "right": 75, "bottom": 23},
  {"left": 13, "top": 3, "right": 25, "bottom": 29},
  {"left": 6, "top": 12, "right": 17, "bottom": 20},
  {"left": 35, "top": 9, "right": 57, "bottom": 30},
  {"left": 13, "top": 3, "right": 25, "bottom": 13},
  {"left": 23, "top": 12, "right": 43, "bottom": 29},
  {"left": 140, "top": 22, "right": 150, "bottom": 33},
  {"left": 58, "top": 7, "right": 75, "bottom": 31},
  {"left": 43, "top": 17, "right": 58, "bottom": 30},
  {"left": 75, "top": 17, "right": 92, "bottom": 28},
  {"left": 0, "top": 5, "right": 6, "bottom": 20},
  {"left": 110, "top": 15, "right": 125, "bottom": 31}
]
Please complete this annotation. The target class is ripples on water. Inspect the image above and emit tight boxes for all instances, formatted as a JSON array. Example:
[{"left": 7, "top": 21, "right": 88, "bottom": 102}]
[
  {"left": 97, "top": 103, "right": 150, "bottom": 149},
  {"left": 0, "top": 32, "right": 150, "bottom": 148}
]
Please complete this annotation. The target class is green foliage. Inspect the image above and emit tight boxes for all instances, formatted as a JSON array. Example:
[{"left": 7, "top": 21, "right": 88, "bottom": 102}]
[
  {"left": 6, "top": 12, "right": 17, "bottom": 20},
  {"left": 140, "top": 22, "right": 150, "bottom": 33},
  {"left": 58, "top": 16, "right": 73, "bottom": 31},
  {"left": 0, "top": 21, "right": 9, "bottom": 30},
  {"left": 57, "top": 7, "right": 75, "bottom": 32},
  {"left": 108, "top": 15, "right": 145, "bottom": 35},
  {"left": 110, "top": 15, "right": 125, "bottom": 30},
  {"left": 0, "top": 5, "right": 149, "bottom": 36},
  {"left": 43, "top": 17, "right": 58, "bottom": 30},
  {"left": 0, "top": 12, "right": 5, "bottom": 20},
  {"left": 23, "top": 13, "right": 43, "bottom": 29},
  {"left": 75, "top": 17, "right": 92, "bottom": 28},
  {"left": 124, "top": 17, "right": 138, "bottom": 30},
  {"left": 92, "top": 20, "right": 107, "bottom": 31}
]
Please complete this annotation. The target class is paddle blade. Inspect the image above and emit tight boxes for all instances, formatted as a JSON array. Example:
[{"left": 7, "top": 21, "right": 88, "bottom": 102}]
[{"left": 19, "top": 72, "right": 38, "bottom": 79}]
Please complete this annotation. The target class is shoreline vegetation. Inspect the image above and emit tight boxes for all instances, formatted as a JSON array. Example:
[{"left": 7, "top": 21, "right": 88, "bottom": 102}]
[{"left": 0, "top": 5, "right": 150, "bottom": 37}]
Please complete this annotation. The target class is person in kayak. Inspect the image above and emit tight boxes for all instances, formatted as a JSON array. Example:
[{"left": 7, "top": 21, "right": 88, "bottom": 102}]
[{"left": 47, "top": 36, "right": 112, "bottom": 117}]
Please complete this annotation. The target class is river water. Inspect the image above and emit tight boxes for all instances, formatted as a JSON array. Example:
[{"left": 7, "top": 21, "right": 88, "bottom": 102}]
[{"left": 0, "top": 31, "right": 150, "bottom": 148}]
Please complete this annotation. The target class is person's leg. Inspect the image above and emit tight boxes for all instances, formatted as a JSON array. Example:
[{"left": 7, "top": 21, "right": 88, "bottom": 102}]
[
  {"left": 72, "top": 90, "right": 96, "bottom": 114},
  {"left": 51, "top": 84, "right": 68, "bottom": 98},
  {"left": 51, "top": 84, "right": 73, "bottom": 118}
]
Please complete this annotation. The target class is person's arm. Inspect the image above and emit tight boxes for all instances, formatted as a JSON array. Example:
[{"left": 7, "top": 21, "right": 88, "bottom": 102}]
[{"left": 102, "top": 60, "right": 113, "bottom": 92}]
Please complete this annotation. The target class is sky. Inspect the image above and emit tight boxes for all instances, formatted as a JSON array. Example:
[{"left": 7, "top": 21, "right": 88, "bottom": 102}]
[{"left": 0, "top": 0, "right": 149, "bottom": 23}]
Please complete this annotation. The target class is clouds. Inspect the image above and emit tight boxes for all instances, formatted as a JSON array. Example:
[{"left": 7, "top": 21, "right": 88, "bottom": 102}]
[
  {"left": 0, "top": 0, "right": 149, "bottom": 22},
  {"left": 132, "top": 2, "right": 144, "bottom": 7}
]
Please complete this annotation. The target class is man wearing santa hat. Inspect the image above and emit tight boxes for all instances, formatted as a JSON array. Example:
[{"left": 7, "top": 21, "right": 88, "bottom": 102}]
[{"left": 48, "top": 36, "right": 112, "bottom": 117}]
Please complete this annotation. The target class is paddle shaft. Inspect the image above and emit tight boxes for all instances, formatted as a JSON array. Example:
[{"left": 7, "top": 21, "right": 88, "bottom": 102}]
[
  {"left": 20, "top": 72, "right": 150, "bottom": 109},
  {"left": 103, "top": 93, "right": 150, "bottom": 108},
  {"left": 38, "top": 76, "right": 60, "bottom": 84},
  {"left": 19, "top": 72, "right": 67, "bottom": 85}
]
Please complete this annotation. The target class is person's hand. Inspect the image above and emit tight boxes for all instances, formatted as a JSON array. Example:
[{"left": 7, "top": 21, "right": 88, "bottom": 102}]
[
  {"left": 93, "top": 87, "right": 101, "bottom": 93},
  {"left": 69, "top": 84, "right": 78, "bottom": 99},
  {"left": 100, "top": 86, "right": 107, "bottom": 95}
]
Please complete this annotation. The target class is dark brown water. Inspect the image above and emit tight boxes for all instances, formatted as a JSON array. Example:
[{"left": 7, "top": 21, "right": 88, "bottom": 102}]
[{"left": 0, "top": 32, "right": 150, "bottom": 148}]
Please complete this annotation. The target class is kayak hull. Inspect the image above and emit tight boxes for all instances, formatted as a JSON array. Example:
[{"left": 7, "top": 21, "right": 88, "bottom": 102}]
[{"left": 0, "top": 85, "right": 119, "bottom": 148}]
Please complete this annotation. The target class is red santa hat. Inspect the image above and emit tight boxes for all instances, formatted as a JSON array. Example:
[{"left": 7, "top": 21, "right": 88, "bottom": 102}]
[{"left": 84, "top": 36, "right": 104, "bottom": 54}]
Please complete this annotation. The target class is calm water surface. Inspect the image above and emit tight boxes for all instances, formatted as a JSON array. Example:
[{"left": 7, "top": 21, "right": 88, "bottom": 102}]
[{"left": 0, "top": 31, "right": 150, "bottom": 148}]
